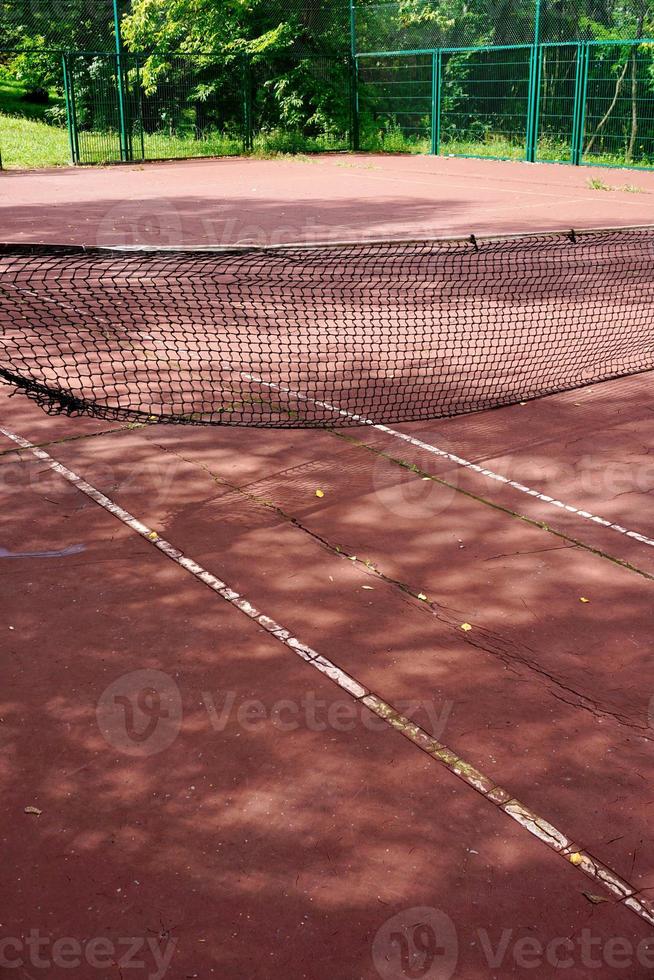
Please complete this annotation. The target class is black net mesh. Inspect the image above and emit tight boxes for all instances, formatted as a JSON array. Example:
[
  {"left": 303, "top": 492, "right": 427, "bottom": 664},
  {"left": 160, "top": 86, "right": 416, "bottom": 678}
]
[{"left": 1, "top": 228, "right": 653, "bottom": 427}]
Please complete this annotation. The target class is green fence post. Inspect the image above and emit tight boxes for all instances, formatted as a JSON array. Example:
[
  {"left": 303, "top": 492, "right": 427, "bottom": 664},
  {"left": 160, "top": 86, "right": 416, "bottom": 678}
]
[
  {"left": 350, "top": 55, "right": 360, "bottom": 151},
  {"left": 112, "top": 0, "right": 130, "bottom": 161},
  {"left": 436, "top": 51, "right": 444, "bottom": 154},
  {"left": 349, "top": 1, "right": 360, "bottom": 151},
  {"left": 573, "top": 42, "right": 590, "bottom": 165},
  {"left": 242, "top": 54, "right": 253, "bottom": 152},
  {"left": 570, "top": 42, "right": 583, "bottom": 164},
  {"left": 430, "top": 50, "right": 438, "bottom": 154},
  {"left": 533, "top": 0, "right": 541, "bottom": 47},
  {"left": 525, "top": 0, "right": 543, "bottom": 161},
  {"left": 62, "top": 53, "right": 77, "bottom": 165},
  {"left": 135, "top": 55, "right": 145, "bottom": 161},
  {"left": 526, "top": 44, "right": 541, "bottom": 161}
]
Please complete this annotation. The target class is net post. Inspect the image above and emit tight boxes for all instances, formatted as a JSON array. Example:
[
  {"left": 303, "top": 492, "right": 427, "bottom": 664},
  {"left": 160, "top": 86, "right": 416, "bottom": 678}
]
[{"left": 61, "top": 53, "right": 78, "bottom": 165}]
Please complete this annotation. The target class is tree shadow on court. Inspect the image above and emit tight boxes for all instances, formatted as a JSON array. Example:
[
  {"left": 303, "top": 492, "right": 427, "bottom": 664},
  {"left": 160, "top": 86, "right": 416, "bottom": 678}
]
[
  {"left": 2, "top": 379, "right": 654, "bottom": 978},
  {"left": 1, "top": 192, "right": 480, "bottom": 247}
]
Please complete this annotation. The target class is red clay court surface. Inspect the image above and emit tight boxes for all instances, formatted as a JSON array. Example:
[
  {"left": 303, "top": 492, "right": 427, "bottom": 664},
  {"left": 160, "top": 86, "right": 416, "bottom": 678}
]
[
  {"left": 3, "top": 152, "right": 654, "bottom": 245},
  {"left": 1, "top": 154, "right": 654, "bottom": 978}
]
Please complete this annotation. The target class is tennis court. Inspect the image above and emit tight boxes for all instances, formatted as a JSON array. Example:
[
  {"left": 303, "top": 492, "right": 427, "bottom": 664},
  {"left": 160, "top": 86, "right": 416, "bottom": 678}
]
[{"left": 2, "top": 153, "right": 654, "bottom": 978}]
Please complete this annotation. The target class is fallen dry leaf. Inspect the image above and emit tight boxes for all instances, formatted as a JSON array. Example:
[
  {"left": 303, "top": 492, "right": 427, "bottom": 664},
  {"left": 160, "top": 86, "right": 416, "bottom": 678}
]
[{"left": 582, "top": 891, "right": 609, "bottom": 905}]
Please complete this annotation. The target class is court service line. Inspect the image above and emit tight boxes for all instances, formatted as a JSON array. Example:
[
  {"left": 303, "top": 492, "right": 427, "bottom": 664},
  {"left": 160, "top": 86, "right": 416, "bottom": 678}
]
[
  {"left": 2, "top": 421, "right": 653, "bottom": 928},
  {"left": 242, "top": 375, "right": 654, "bottom": 550}
]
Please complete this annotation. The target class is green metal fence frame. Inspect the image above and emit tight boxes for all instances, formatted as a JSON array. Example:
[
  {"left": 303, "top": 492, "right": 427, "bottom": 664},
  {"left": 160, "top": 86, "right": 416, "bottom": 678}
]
[
  {"left": 356, "top": 38, "right": 654, "bottom": 169},
  {"left": 6, "top": 39, "right": 651, "bottom": 169},
  {"left": 59, "top": 51, "right": 357, "bottom": 164}
]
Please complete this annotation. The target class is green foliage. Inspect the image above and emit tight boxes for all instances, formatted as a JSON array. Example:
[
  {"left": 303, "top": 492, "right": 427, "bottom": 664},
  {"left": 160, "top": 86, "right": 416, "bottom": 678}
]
[{"left": 3, "top": 0, "right": 654, "bottom": 171}]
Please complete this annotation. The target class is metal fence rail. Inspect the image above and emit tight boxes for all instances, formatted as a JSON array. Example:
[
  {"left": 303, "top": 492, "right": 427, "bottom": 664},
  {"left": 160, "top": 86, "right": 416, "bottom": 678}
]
[
  {"left": 356, "top": 39, "right": 654, "bottom": 170},
  {"left": 2, "top": 39, "right": 654, "bottom": 170},
  {"left": 55, "top": 51, "right": 354, "bottom": 165}
]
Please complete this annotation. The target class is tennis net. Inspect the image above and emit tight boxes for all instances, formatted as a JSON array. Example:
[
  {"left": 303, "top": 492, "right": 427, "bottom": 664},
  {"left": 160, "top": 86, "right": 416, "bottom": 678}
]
[{"left": 1, "top": 227, "right": 653, "bottom": 427}]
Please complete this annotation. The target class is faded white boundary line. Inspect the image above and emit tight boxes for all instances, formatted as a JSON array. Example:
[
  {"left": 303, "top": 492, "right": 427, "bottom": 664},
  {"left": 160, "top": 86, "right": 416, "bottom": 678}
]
[
  {"left": 242, "top": 374, "right": 654, "bottom": 550},
  {"left": 2, "top": 421, "right": 653, "bottom": 928}
]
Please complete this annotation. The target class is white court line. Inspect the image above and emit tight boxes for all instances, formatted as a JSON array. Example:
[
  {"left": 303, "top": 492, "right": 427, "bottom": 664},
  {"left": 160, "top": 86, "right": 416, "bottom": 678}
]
[
  {"left": 2, "top": 420, "right": 653, "bottom": 927},
  {"left": 242, "top": 374, "right": 654, "bottom": 550}
]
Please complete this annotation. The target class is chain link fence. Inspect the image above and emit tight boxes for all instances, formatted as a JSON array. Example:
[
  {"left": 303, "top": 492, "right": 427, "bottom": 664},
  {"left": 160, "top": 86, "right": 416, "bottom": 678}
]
[
  {"left": 356, "top": 39, "right": 654, "bottom": 168},
  {"left": 353, "top": 0, "right": 654, "bottom": 52},
  {"left": 56, "top": 51, "right": 353, "bottom": 165},
  {"left": 1, "top": 1, "right": 654, "bottom": 170}
]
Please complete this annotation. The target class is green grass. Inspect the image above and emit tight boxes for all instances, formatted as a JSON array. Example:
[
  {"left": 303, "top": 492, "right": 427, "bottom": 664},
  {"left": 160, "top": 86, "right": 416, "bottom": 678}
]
[
  {"left": 440, "top": 136, "right": 526, "bottom": 160},
  {"left": 0, "top": 77, "right": 71, "bottom": 168},
  {"left": 141, "top": 130, "right": 244, "bottom": 160},
  {"left": 3, "top": 93, "right": 654, "bottom": 175},
  {"left": 583, "top": 150, "right": 654, "bottom": 169},
  {"left": 587, "top": 176, "right": 612, "bottom": 190},
  {"left": 0, "top": 113, "right": 71, "bottom": 168},
  {"left": 586, "top": 175, "right": 648, "bottom": 193}
]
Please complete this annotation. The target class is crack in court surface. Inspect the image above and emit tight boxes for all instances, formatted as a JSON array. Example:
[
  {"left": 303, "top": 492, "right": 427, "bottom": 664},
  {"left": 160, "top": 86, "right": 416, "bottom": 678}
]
[
  {"left": 2, "top": 421, "right": 654, "bottom": 929},
  {"left": 242, "top": 375, "right": 654, "bottom": 554},
  {"left": 142, "top": 439, "right": 654, "bottom": 735}
]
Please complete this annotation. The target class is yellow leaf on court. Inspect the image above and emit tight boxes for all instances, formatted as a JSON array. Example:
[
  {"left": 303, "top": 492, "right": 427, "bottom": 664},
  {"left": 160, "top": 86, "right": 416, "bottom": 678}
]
[
  {"left": 579, "top": 597, "right": 590, "bottom": 603},
  {"left": 460, "top": 623, "right": 473, "bottom": 632},
  {"left": 315, "top": 489, "right": 324, "bottom": 498},
  {"left": 569, "top": 852, "right": 583, "bottom": 866}
]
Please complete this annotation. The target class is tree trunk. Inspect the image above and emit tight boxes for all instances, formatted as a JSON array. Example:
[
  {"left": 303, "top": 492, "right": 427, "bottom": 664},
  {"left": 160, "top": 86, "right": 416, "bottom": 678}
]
[
  {"left": 626, "top": 49, "right": 638, "bottom": 163},
  {"left": 626, "top": 17, "right": 645, "bottom": 164},
  {"left": 584, "top": 55, "right": 629, "bottom": 155}
]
